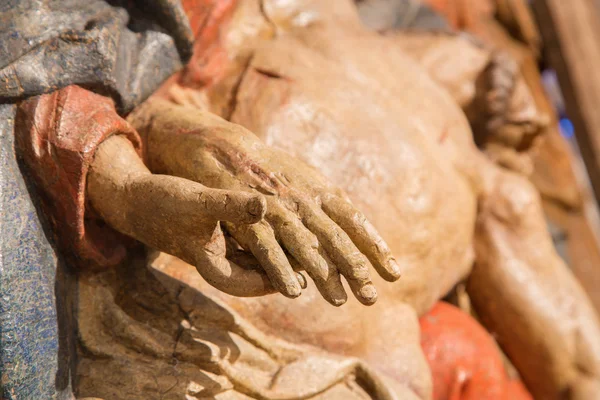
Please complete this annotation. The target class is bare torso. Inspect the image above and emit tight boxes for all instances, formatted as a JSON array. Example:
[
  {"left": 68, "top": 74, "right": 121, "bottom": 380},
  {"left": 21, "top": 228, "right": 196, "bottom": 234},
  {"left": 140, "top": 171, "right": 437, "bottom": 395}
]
[{"left": 188, "top": 4, "right": 484, "bottom": 396}]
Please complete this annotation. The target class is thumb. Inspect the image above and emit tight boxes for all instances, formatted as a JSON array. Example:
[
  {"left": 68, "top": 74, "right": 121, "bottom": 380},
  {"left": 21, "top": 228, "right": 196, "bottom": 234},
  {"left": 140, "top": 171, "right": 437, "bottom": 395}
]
[{"left": 132, "top": 175, "right": 267, "bottom": 225}]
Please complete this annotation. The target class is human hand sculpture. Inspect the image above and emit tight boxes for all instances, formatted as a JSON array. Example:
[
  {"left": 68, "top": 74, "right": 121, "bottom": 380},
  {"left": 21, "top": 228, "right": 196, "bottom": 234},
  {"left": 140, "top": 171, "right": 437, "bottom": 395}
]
[{"left": 88, "top": 100, "right": 400, "bottom": 306}]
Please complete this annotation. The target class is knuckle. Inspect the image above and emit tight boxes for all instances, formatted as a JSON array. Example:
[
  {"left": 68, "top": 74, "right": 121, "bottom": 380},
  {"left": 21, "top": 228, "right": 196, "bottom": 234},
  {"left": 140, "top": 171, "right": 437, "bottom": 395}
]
[
  {"left": 345, "top": 252, "right": 370, "bottom": 280},
  {"left": 374, "top": 239, "right": 392, "bottom": 256}
]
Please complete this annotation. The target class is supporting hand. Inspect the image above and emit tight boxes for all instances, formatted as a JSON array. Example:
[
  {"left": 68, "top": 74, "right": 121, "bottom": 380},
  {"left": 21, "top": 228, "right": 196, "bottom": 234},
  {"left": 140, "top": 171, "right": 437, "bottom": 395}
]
[{"left": 128, "top": 100, "right": 402, "bottom": 305}]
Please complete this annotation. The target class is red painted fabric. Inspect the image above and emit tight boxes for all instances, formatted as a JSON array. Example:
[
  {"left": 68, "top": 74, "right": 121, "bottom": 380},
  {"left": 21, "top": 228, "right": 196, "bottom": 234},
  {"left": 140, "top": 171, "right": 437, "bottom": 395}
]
[
  {"left": 15, "top": 85, "right": 142, "bottom": 268},
  {"left": 422, "top": 0, "right": 494, "bottom": 30},
  {"left": 420, "top": 302, "right": 532, "bottom": 400},
  {"left": 12, "top": 2, "right": 236, "bottom": 268},
  {"left": 180, "top": 0, "right": 238, "bottom": 88}
]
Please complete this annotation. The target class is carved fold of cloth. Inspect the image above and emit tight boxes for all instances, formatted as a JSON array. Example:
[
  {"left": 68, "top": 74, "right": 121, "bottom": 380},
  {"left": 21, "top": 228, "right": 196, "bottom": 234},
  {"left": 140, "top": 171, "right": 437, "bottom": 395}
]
[
  {"left": 0, "top": 0, "right": 193, "bottom": 113},
  {"left": 75, "top": 250, "right": 416, "bottom": 400}
]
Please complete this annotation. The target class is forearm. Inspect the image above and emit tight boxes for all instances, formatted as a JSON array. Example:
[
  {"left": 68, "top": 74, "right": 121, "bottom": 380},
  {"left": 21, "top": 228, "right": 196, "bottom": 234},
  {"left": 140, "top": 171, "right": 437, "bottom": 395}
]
[
  {"left": 86, "top": 125, "right": 274, "bottom": 298},
  {"left": 87, "top": 134, "right": 150, "bottom": 240},
  {"left": 87, "top": 131, "right": 266, "bottom": 272}
]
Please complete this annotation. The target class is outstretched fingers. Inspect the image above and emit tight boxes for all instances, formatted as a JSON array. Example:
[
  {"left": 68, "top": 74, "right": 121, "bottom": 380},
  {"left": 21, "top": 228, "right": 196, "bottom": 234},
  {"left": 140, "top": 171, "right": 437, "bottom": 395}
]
[
  {"left": 298, "top": 201, "right": 377, "bottom": 305},
  {"left": 267, "top": 202, "right": 348, "bottom": 306},
  {"left": 197, "top": 253, "right": 277, "bottom": 297},
  {"left": 194, "top": 225, "right": 276, "bottom": 297},
  {"left": 224, "top": 221, "right": 303, "bottom": 298},
  {"left": 321, "top": 194, "right": 402, "bottom": 282}
]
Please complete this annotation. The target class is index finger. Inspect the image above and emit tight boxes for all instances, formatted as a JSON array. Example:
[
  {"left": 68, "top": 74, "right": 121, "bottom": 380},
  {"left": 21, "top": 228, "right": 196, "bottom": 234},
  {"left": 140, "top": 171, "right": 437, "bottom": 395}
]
[
  {"left": 224, "top": 221, "right": 303, "bottom": 298},
  {"left": 298, "top": 200, "right": 378, "bottom": 305},
  {"left": 321, "top": 194, "right": 402, "bottom": 282}
]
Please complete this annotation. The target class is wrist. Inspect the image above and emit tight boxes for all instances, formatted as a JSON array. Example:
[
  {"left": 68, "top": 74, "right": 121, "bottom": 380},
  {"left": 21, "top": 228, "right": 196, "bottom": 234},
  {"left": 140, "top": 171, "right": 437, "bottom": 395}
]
[{"left": 87, "top": 135, "right": 151, "bottom": 237}]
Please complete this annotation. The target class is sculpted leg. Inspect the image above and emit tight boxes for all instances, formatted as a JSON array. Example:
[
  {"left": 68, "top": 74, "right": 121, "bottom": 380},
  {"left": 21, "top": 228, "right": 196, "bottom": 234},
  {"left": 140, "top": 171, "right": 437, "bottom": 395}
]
[{"left": 468, "top": 164, "right": 600, "bottom": 399}]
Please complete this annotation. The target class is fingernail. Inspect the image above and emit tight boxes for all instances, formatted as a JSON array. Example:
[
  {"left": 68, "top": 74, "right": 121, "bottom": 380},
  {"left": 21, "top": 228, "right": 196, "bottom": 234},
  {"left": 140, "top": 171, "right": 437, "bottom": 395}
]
[
  {"left": 330, "top": 296, "right": 347, "bottom": 307},
  {"left": 283, "top": 282, "right": 302, "bottom": 298},
  {"left": 388, "top": 258, "right": 402, "bottom": 279},
  {"left": 296, "top": 272, "right": 307, "bottom": 289},
  {"left": 358, "top": 284, "right": 377, "bottom": 305},
  {"left": 326, "top": 282, "right": 348, "bottom": 307}
]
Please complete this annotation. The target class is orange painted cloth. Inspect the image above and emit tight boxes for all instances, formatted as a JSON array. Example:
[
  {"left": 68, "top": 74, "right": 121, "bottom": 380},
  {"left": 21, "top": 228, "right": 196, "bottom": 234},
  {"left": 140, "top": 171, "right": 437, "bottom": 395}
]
[
  {"left": 422, "top": 0, "right": 495, "bottom": 30},
  {"left": 179, "top": 0, "right": 238, "bottom": 88},
  {"left": 420, "top": 302, "right": 532, "bottom": 400},
  {"left": 15, "top": 86, "right": 143, "bottom": 268},
  {"left": 12, "top": 1, "right": 236, "bottom": 268}
]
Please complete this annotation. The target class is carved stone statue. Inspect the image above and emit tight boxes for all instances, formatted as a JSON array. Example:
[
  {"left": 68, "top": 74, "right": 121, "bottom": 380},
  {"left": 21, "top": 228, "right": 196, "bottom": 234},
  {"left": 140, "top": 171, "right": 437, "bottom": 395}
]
[
  {"left": 1, "top": 1, "right": 193, "bottom": 397},
  {"left": 2, "top": 1, "right": 599, "bottom": 400},
  {"left": 150, "top": 1, "right": 600, "bottom": 398},
  {"left": 3, "top": 0, "right": 407, "bottom": 398}
]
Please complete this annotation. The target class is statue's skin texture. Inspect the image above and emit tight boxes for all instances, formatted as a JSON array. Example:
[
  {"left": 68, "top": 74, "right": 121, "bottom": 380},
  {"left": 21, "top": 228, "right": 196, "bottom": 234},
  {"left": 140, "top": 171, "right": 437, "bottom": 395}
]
[
  {"left": 147, "top": 0, "right": 600, "bottom": 399},
  {"left": 356, "top": 0, "right": 547, "bottom": 178},
  {"left": 412, "top": 0, "right": 600, "bottom": 316},
  {"left": 365, "top": 0, "right": 582, "bottom": 210},
  {"left": 4, "top": 1, "right": 599, "bottom": 399},
  {"left": 74, "top": 249, "right": 420, "bottom": 400},
  {"left": 1, "top": 1, "right": 191, "bottom": 397},
  {"left": 123, "top": 99, "right": 401, "bottom": 304},
  {"left": 8, "top": 0, "right": 406, "bottom": 398}
]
